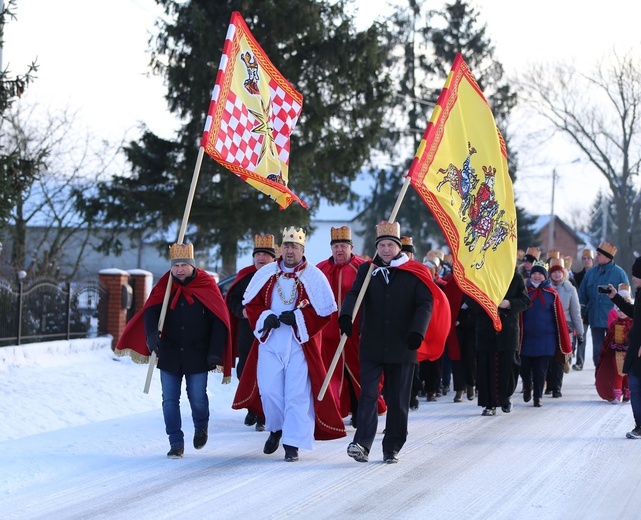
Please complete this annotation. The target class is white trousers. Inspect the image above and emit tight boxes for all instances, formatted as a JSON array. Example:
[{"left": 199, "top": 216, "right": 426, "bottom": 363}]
[{"left": 257, "top": 325, "right": 315, "bottom": 450}]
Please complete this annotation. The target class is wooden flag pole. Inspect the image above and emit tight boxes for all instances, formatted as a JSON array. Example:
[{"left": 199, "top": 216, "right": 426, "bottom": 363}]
[
  {"left": 144, "top": 147, "right": 206, "bottom": 393},
  {"left": 317, "top": 176, "right": 412, "bottom": 401}
]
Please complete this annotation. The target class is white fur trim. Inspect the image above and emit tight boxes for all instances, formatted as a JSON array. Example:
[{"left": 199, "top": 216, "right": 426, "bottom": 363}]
[{"left": 294, "top": 308, "right": 309, "bottom": 343}]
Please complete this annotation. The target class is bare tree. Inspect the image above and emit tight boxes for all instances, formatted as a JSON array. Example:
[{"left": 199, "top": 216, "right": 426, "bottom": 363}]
[
  {"left": 0, "top": 103, "right": 121, "bottom": 280},
  {"left": 518, "top": 51, "right": 641, "bottom": 268}
]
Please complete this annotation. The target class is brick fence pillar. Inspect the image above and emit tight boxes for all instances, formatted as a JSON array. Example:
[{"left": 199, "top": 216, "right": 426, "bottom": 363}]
[
  {"left": 127, "top": 269, "right": 153, "bottom": 318},
  {"left": 98, "top": 268, "right": 131, "bottom": 349}
]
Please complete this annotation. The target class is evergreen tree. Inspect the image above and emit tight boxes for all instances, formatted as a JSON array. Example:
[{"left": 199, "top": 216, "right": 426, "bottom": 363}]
[{"left": 83, "top": 0, "right": 393, "bottom": 274}]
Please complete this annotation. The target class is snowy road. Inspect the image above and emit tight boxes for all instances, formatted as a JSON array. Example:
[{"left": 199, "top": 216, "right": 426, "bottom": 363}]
[{"left": 2, "top": 339, "right": 640, "bottom": 519}]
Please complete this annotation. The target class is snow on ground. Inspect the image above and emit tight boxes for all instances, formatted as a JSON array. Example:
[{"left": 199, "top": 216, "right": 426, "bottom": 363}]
[{"left": 2, "top": 335, "right": 641, "bottom": 520}]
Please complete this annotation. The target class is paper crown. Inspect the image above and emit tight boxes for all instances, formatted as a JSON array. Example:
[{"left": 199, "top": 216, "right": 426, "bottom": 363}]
[
  {"left": 401, "top": 236, "right": 414, "bottom": 252},
  {"left": 563, "top": 255, "right": 573, "bottom": 270},
  {"left": 330, "top": 226, "right": 352, "bottom": 244},
  {"left": 375, "top": 221, "right": 401, "bottom": 246},
  {"left": 424, "top": 251, "right": 441, "bottom": 268},
  {"left": 549, "top": 257, "right": 564, "bottom": 268},
  {"left": 169, "top": 243, "right": 195, "bottom": 267},
  {"left": 525, "top": 246, "right": 541, "bottom": 261},
  {"left": 547, "top": 249, "right": 560, "bottom": 259},
  {"left": 597, "top": 241, "right": 617, "bottom": 258},
  {"left": 282, "top": 226, "right": 306, "bottom": 246},
  {"left": 253, "top": 234, "right": 276, "bottom": 257},
  {"left": 582, "top": 248, "right": 594, "bottom": 259}
]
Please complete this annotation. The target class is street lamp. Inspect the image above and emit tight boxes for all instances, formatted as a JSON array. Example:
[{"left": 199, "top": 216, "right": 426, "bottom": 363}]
[{"left": 548, "top": 159, "right": 580, "bottom": 253}]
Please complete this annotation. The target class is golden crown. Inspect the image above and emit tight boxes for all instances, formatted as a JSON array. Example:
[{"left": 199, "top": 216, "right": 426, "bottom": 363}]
[
  {"left": 169, "top": 243, "right": 195, "bottom": 265},
  {"left": 525, "top": 246, "right": 541, "bottom": 260},
  {"left": 282, "top": 226, "right": 306, "bottom": 246},
  {"left": 424, "top": 251, "right": 441, "bottom": 267},
  {"left": 532, "top": 260, "right": 549, "bottom": 270},
  {"left": 563, "top": 255, "right": 573, "bottom": 269},
  {"left": 582, "top": 248, "right": 594, "bottom": 259},
  {"left": 598, "top": 241, "right": 617, "bottom": 257},
  {"left": 401, "top": 236, "right": 413, "bottom": 247},
  {"left": 375, "top": 220, "right": 400, "bottom": 240},
  {"left": 254, "top": 234, "right": 276, "bottom": 250},
  {"left": 619, "top": 283, "right": 631, "bottom": 293},
  {"left": 547, "top": 249, "right": 560, "bottom": 259},
  {"left": 330, "top": 226, "right": 352, "bottom": 242}
]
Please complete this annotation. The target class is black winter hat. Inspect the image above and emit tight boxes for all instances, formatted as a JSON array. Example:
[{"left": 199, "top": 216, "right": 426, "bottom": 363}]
[{"left": 632, "top": 256, "right": 641, "bottom": 278}]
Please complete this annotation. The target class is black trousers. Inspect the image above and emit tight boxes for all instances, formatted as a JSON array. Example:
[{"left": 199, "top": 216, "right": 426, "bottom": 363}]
[
  {"left": 476, "top": 350, "right": 519, "bottom": 408},
  {"left": 520, "top": 355, "right": 552, "bottom": 400},
  {"left": 355, "top": 360, "right": 414, "bottom": 455},
  {"left": 452, "top": 326, "right": 477, "bottom": 391}
]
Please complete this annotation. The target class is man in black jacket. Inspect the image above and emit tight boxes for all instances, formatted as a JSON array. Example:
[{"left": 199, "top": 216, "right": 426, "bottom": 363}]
[
  {"left": 606, "top": 256, "right": 641, "bottom": 439},
  {"left": 144, "top": 243, "right": 230, "bottom": 458},
  {"left": 339, "top": 221, "right": 435, "bottom": 464}
]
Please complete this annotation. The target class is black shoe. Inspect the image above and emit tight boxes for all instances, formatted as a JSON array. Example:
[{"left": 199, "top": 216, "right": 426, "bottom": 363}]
[
  {"left": 383, "top": 451, "right": 399, "bottom": 464},
  {"left": 572, "top": 364, "right": 583, "bottom": 371},
  {"left": 482, "top": 407, "right": 496, "bottom": 416},
  {"left": 263, "top": 430, "right": 282, "bottom": 454},
  {"left": 501, "top": 400, "right": 512, "bottom": 413},
  {"left": 410, "top": 396, "right": 419, "bottom": 410},
  {"left": 533, "top": 398, "right": 542, "bottom": 407},
  {"left": 442, "top": 385, "right": 450, "bottom": 396},
  {"left": 193, "top": 429, "right": 208, "bottom": 450},
  {"left": 284, "top": 444, "right": 299, "bottom": 462},
  {"left": 453, "top": 390, "right": 463, "bottom": 403},
  {"left": 626, "top": 426, "right": 641, "bottom": 439},
  {"left": 544, "top": 388, "right": 552, "bottom": 395},
  {"left": 552, "top": 390, "right": 562, "bottom": 398},
  {"left": 347, "top": 442, "right": 369, "bottom": 462},
  {"left": 244, "top": 410, "right": 258, "bottom": 426},
  {"left": 523, "top": 387, "right": 532, "bottom": 403},
  {"left": 167, "top": 446, "right": 184, "bottom": 459},
  {"left": 466, "top": 385, "right": 475, "bottom": 401},
  {"left": 255, "top": 417, "right": 265, "bottom": 432},
  {"left": 426, "top": 392, "right": 437, "bottom": 402}
]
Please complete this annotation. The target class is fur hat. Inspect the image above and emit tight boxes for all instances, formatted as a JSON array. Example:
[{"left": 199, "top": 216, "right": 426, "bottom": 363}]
[
  {"left": 401, "top": 236, "right": 414, "bottom": 253},
  {"left": 169, "top": 243, "right": 196, "bottom": 267},
  {"left": 253, "top": 234, "right": 277, "bottom": 258},
  {"left": 530, "top": 260, "right": 549, "bottom": 279},
  {"left": 375, "top": 221, "right": 402, "bottom": 247}
]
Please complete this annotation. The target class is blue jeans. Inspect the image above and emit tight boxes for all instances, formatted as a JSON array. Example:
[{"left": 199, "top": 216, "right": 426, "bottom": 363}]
[
  {"left": 160, "top": 370, "right": 209, "bottom": 447},
  {"left": 591, "top": 327, "right": 607, "bottom": 367},
  {"left": 628, "top": 368, "right": 641, "bottom": 428}
]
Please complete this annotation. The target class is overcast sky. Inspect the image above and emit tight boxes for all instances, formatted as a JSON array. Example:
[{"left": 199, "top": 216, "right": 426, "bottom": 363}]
[{"left": 4, "top": 0, "right": 641, "bottom": 223}]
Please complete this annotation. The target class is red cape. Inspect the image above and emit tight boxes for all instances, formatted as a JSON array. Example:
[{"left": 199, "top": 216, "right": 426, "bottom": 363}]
[
  {"left": 595, "top": 317, "right": 631, "bottom": 400},
  {"left": 397, "top": 260, "right": 451, "bottom": 362},
  {"left": 224, "top": 264, "right": 257, "bottom": 361},
  {"left": 114, "top": 269, "right": 233, "bottom": 377},
  {"left": 317, "top": 255, "right": 387, "bottom": 416},
  {"left": 232, "top": 262, "right": 346, "bottom": 441}
]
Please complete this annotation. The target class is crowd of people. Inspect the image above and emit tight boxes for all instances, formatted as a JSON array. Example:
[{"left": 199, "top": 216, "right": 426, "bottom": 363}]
[{"left": 115, "top": 226, "right": 641, "bottom": 463}]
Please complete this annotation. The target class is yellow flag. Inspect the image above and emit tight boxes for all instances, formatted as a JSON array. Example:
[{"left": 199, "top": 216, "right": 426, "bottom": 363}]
[
  {"left": 407, "top": 54, "right": 517, "bottom": 331},
  {"left": 201, "top": 12, "right": 306, "bottom": 209}
]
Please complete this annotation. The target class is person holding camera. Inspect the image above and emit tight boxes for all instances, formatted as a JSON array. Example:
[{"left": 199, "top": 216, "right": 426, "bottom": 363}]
[
  {"left": 604, "top": 256, "right": 641, "bottom": 438},
  {"left": 578, "top": 241, "right": 629, "bottom": 368}
]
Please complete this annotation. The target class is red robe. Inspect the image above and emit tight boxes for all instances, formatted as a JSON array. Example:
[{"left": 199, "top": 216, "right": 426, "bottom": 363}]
[
  {"left": 317, "top": 255, "right": 387, "bottom": 417},
  {"left": 232, "top": 258, "right": 346, "bottom": 441},
  {"left": 224, "top": 264, "right": 257, "bottom": 361},
  {"left": 595, "top": 316, "right": 632, "bottom": 400},
  {"left": 114, "top": 269, "right": 233, "bottom": 377}
]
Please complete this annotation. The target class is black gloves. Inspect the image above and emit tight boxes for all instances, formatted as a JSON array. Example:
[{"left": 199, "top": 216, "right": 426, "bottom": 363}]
[
  {"left": 407, "top": 331, "right": 423, "bottom": 351},
  {"left": 279, "top": 310, "right": 296, "bottom": 326},
  {"left": 262, "top": 313, "right": 281, "bottom": 331},
  {"left": 146, "top": 331, "right": 161, "bottom": 354},
  {"left": 338, "top": 315, "right": 352, "bottom": 337}
]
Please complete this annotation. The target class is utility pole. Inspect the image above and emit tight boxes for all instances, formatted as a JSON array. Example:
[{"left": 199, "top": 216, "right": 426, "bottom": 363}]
[{"left": 547, "top": 168, "right": 556, "bottom": 253}]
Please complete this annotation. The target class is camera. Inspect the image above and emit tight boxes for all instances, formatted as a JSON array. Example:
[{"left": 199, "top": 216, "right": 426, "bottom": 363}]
[{"left": 597, "top": 285, "right": 610, "bottom": 294}]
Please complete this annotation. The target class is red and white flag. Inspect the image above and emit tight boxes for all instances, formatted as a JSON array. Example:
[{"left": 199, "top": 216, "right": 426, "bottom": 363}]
[{"left": 201, "top": 12, "right": 306, "bottom": 209}]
